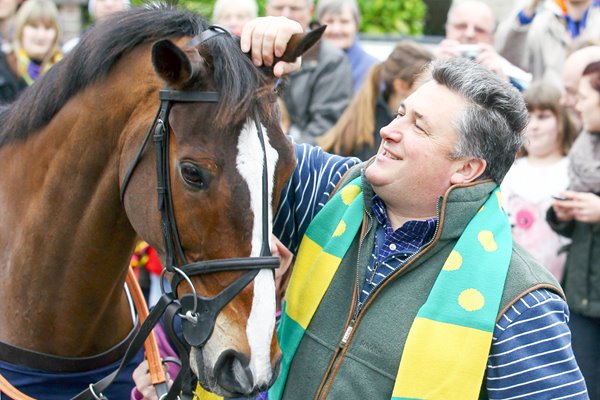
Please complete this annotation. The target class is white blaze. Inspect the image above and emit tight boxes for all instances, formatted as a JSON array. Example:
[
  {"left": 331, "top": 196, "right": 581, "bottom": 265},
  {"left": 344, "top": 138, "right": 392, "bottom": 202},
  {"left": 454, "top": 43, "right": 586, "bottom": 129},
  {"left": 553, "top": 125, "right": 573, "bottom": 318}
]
[{"left": 236, "top": 118, "right": 278, "bottom": 386}]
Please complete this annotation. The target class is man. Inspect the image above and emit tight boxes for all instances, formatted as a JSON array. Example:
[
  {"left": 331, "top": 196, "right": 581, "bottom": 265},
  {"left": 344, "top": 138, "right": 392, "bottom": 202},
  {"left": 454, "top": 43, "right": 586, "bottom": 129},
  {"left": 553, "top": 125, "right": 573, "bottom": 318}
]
[
  {"left": 132, "top": 17, "right": 585, "bottom": 399},
  {"left": 265, "top": 0, "right": 352, "bottom": 145},
  {"left": 560, "top": 44, "right": 600, "bottom": 129},
  {"left": 496, "top": 0, "right": 600, "bottom": 86},
  {"left": 242, "top": 16, "right": 587, "bottom": 399},
  {"left": 435, "top": 0, "right": 532, "bottom": 90}
]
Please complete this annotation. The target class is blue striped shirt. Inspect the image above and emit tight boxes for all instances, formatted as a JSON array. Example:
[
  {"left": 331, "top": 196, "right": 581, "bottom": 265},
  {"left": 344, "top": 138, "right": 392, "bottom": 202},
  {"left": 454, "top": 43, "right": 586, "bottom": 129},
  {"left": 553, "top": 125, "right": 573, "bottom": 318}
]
[
  {"left": 273, "top": 143, "right": 587, "bottom": 398},
  {"left": 358, "top": 196, "right": 437, "bottom": 308}
]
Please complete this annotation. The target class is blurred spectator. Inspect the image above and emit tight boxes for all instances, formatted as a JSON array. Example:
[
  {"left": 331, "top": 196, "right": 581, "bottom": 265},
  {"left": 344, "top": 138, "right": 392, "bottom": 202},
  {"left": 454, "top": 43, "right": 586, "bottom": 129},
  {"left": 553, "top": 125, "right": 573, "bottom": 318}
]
[
  {"left": 436, "top": 0, "right": 532, "bottom": 90},
  {"left": 318, "top": 40, "right": 433, "bottom": 160},
  {"left": 89, "top": 0, "right": 129, "bottom": 21},
  {"left": 501, "top": 81, "right": 578, "bottom": 281},
  {"left": 129, "top": 241, "right": 164, "bottom": 307},
  {"left": 212, "top": 0, "right": 257, "bottom": 36},
  {"left": 497, "top": 0, "right": 600, "bottom": 86},
  {"left": 547, "top": 60, "right": 600, "bottom": 400},
  {"left": 10, "top": 0, "right": 62, "bottom": 85},
  {"left": 0, "top": 0, "right": 18, "bottom": 50},
  {"left": 560, "top": 44, "right": 600, "bottom": 129},
  {"left": 0, "top": 48, "right": 25, "bottom": 103},
  {"left": 265, "top": 0, "right": 352, "bottom": 144},
  {"left": 315, "top": 0, "right": 377, "bottom": 92},
  {"left": 63, "top": 0, "right": 130, "bottom": 53}
]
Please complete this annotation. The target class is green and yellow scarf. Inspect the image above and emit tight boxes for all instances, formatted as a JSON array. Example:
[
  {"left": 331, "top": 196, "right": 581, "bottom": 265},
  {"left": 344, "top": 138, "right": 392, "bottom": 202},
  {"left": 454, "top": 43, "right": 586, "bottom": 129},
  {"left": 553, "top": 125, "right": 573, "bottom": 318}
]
[{"left": 270, "top": 177, "right": 512, "bottom": 400}]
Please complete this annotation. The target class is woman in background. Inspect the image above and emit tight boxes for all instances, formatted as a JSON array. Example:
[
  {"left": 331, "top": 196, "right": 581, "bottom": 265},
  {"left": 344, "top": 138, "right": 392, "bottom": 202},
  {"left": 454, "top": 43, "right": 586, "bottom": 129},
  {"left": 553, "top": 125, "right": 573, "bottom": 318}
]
[
  {"left": 10, "top": 0, "right": 61, "bottom": 84},
  {"left": 316, "top": 0, "right": 377, "bottom": 92},
  {"left": 318, "top": 40, "right": 433, "bottom": 160},
  {"left": 548, "top": 60, "right": 600, "bottom": 399},
  {"left": 501, "top": 80, "right": 578, "bottom": 281}
]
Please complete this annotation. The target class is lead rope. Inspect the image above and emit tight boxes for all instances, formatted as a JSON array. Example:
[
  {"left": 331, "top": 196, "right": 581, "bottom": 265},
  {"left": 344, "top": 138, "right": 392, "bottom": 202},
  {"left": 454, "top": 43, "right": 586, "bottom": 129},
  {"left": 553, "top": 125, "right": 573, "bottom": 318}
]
[{"left": 0, "top": 267, "right": 166, "bottom": 400}]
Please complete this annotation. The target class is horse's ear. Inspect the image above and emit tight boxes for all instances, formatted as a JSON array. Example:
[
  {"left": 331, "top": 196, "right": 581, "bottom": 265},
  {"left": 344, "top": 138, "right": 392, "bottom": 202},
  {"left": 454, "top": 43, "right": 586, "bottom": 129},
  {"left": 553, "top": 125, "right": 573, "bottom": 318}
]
[
  {"left": 152, "top": 39, "right": 195, "bottom": 87},
  {"left": 277, "top": 25, "right": 326, "bottom": 63}
]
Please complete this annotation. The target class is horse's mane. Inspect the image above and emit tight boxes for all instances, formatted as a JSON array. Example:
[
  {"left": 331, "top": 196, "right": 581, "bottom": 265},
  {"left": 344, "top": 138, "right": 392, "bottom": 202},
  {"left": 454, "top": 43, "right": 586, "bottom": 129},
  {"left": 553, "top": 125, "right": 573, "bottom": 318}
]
[{"left": 0, "top": 4, "right": 269, "bottom": 147}]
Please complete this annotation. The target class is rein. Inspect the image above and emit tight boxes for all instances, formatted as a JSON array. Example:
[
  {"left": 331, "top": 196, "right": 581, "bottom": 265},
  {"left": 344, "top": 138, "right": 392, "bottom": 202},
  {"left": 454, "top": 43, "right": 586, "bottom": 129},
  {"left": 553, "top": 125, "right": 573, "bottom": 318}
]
[{"left": 0, "top": 268, "right": 165, "bottom": 400}]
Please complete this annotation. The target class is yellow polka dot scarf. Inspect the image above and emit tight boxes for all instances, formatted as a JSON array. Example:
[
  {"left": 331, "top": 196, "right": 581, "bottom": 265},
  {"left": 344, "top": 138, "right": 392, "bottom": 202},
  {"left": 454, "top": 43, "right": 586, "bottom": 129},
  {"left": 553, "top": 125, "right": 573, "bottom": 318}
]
[
  {"left": 394, "top": 188, "right": 511, "bottom": 399},
  {"left": 270, "top": 177, "right": 512, "bottom": 400}
]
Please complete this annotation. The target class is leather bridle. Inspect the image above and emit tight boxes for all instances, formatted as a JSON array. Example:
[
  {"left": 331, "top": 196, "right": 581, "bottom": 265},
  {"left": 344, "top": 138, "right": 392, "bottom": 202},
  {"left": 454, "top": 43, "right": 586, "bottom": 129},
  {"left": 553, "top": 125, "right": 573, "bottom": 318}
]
[
  {"left": 72, "top": 26, "right": 281, "bottom": 400},
  {"left": 120, "top": 26, "right": 279, "bottom": 347}
]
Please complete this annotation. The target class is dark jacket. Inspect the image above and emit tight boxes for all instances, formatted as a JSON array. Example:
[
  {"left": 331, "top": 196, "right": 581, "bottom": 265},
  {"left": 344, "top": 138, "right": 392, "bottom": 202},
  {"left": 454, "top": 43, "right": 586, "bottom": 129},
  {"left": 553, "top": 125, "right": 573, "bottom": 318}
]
[
  {"left": 547, "top": 202, "right": 600, "bottom": 317},
  {"left": 284, "top": 38, "right": 352, "bottom": 145},
  {"left": 0, "top": 51, "right": 26, "bottom": 104}
]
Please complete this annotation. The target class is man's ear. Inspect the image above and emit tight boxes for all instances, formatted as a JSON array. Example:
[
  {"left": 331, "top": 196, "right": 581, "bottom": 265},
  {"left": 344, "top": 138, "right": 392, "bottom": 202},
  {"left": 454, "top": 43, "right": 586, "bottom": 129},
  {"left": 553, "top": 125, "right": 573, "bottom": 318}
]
[{"left": 450, "top": 158, "right": 487, "bottom": 184}]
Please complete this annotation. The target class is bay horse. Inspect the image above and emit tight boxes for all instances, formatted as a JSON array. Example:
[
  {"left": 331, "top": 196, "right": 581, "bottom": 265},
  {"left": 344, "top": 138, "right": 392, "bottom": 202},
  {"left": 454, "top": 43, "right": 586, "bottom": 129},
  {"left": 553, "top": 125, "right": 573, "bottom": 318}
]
[{"left": 0, "top": 5, "right": 319, "bottom": 398}]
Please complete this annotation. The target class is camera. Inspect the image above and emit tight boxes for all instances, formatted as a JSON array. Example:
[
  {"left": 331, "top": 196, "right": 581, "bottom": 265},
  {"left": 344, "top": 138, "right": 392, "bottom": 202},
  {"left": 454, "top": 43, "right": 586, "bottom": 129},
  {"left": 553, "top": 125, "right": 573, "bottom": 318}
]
[{"left": 458, "top": 44, "right": 481, "bottom": 60}]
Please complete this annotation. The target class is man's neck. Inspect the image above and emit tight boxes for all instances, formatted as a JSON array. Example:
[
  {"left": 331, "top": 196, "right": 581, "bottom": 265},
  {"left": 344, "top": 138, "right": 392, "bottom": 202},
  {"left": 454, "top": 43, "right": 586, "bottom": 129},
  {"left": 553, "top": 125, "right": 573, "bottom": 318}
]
[
  {"left": 385, "top": 205, "right": 437, "bottom": 231},
  {"left": 567, "top": 0, "right": 592, "bottom": 21}
]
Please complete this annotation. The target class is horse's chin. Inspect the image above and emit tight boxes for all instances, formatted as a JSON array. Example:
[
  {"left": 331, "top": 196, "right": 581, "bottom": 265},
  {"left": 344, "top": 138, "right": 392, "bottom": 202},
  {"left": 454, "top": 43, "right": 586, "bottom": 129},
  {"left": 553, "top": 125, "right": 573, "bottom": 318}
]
[{"left": 190, "top": 346, "right": 264, "bottom": 398}]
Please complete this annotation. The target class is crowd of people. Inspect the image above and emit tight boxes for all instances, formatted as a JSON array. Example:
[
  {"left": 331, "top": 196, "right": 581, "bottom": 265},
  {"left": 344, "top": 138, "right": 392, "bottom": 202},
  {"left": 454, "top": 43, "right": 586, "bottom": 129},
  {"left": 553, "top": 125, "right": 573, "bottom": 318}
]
[{"left": 1, "top": 0, "right": 599, "bottom": 398}]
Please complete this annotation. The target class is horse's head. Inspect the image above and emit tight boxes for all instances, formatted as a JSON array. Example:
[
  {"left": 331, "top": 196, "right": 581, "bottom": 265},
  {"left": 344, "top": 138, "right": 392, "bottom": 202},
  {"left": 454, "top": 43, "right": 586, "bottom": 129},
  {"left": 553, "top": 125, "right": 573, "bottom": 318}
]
[{"left": 121, "top": 22, "right": 322, "bottom": 397}]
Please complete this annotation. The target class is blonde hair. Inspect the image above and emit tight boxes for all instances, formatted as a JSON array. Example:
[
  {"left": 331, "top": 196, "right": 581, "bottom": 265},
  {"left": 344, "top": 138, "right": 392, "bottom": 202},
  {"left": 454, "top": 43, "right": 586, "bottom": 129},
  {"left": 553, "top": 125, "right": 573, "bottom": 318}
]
[
  {"left": 13, "top": 0, "right": 62, "bottom": 65},
  {"left": 319, "top": 40, "right": 433, "bottom": 155}
]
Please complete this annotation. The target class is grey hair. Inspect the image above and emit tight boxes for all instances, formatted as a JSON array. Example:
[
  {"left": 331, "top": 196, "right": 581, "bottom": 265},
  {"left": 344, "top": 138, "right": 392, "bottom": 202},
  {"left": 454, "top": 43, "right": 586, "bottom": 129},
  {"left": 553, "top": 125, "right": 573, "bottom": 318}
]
[
  {"left": 427, "top": 58, "right": 527, "bottom": 184},
  {"left": 316, "top": 0, "right": 361, "bottom": 25},
  {"left": 212, "top": 0, "right": 258, "bottom": 22},
  {"left": 446, "top": 0, "right": 498, "bottom": 33}
]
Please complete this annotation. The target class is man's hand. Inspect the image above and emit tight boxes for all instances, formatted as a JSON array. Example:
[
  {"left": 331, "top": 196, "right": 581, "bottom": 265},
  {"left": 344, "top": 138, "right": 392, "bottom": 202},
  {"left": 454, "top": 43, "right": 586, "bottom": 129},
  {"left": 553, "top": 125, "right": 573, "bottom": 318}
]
[
  {"left": 240, "top": 16, "right": 303, "bottom": 77},
  {"left": 523, "top": 0, "right": 542, "bottom": 19},
  {"left": 476, "top": 44, "right": 508, "bottom": 82},
  {"left": 434, "top": 38, "right": 462, "bottom": 59}
]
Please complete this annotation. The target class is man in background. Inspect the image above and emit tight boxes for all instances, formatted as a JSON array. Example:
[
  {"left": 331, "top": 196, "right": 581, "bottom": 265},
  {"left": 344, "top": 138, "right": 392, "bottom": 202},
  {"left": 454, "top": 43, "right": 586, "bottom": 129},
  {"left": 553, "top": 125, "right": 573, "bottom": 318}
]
[{"left": 266, "top": 0, "right": 352, "bottom": 145}]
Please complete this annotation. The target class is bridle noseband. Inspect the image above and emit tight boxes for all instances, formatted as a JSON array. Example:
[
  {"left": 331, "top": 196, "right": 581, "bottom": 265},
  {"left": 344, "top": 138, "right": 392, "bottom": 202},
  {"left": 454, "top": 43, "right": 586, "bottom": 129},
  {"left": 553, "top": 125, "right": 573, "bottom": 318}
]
[{"left": 119, "top": 26, "right": 279, "bottom": 348}]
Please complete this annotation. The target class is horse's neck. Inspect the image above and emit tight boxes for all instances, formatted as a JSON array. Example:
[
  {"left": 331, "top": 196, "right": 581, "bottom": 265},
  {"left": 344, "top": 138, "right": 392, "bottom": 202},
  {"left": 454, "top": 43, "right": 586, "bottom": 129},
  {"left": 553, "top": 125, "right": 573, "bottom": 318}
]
[{"left": 0, "top": 87, "right": 147, "bottom": 356}]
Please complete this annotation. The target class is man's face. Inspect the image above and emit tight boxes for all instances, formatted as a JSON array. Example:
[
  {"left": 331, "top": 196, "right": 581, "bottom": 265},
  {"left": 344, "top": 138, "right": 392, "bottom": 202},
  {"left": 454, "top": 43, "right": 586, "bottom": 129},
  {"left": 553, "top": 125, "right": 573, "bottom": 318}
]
[
  {"left": 561, "top": 57, "right": 582, "bottom": 114},
  {"left": 365, "top": 80, "right": 470, "bottom": 218},
  {"left": 266, "top": 0, "right": 312, "bottom": 29},
  {"left": 0, "top": 0, "right": 17, "bottom": 21},
  {"left": 445, "top": 3, "right": 495, "bottom": 45},
  {"left": 94, "top": 0, "right": 126, "bottom": 20}
]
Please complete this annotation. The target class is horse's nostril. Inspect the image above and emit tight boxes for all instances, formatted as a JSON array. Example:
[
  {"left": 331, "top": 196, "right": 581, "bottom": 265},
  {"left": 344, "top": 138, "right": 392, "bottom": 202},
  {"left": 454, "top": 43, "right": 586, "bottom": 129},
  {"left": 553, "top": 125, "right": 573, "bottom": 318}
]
[{"left": 214, "top": 349, "right": 253, "bottom": 394}]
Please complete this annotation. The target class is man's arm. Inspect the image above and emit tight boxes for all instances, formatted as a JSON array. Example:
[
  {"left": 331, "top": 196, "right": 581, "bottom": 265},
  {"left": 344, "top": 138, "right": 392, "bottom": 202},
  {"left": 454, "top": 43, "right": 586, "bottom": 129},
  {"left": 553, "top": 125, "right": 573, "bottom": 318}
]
[
  {"left": 486, "top": 289, "right": 587, "bottom": 399},
  {"left": 273, "top": 142, "right": 360, "bottom": 254}
]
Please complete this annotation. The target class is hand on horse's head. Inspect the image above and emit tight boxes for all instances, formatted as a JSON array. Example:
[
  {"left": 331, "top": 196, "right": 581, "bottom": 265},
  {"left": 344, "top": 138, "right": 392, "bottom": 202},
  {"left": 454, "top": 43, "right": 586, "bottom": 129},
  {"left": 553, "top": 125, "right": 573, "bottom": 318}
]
[{"left": 240, "top": 16, "right": 304, "bottom": 77}]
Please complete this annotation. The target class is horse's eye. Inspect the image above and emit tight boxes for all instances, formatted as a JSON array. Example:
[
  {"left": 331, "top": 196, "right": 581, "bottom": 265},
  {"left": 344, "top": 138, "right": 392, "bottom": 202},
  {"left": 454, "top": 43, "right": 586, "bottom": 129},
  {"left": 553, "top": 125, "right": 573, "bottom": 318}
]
[{"left": 179, "top": 162, "right": 210, "bottom": 189}]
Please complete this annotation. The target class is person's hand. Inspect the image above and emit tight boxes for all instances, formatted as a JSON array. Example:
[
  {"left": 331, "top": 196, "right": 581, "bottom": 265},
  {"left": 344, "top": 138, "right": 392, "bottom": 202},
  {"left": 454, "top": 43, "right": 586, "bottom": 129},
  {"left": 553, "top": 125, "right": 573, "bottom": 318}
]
[
  {"left": 554, "top": 191, "right": 600, "bottom": 224},
  {"left": 132, "top": 360, "right": 172, "bottom": 400},
  {"left": 475, "top": 44, "right": 508, "bottom": 82},
  {"left": 523, "top": 0, "right": 542, "bottom": 19},
  {"left": 270, "top": 235, "right": 294, "bottom": 308},
  {"left": 240, "top": 16, "right": 304, "bottom": 77},
  {"left": 434, "top": 38, "right": 461, "bottom": 60}
]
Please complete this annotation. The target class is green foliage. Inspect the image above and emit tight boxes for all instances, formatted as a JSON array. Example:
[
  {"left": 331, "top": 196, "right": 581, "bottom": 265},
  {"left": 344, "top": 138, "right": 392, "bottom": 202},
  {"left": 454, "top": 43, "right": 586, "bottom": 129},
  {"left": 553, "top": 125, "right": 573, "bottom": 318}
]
[
  {"left": 357, "top": 0, "right": 427, "bottom": 36},
  {"left": 132, "top": 0, "right": 427, "bottom": 36}
]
